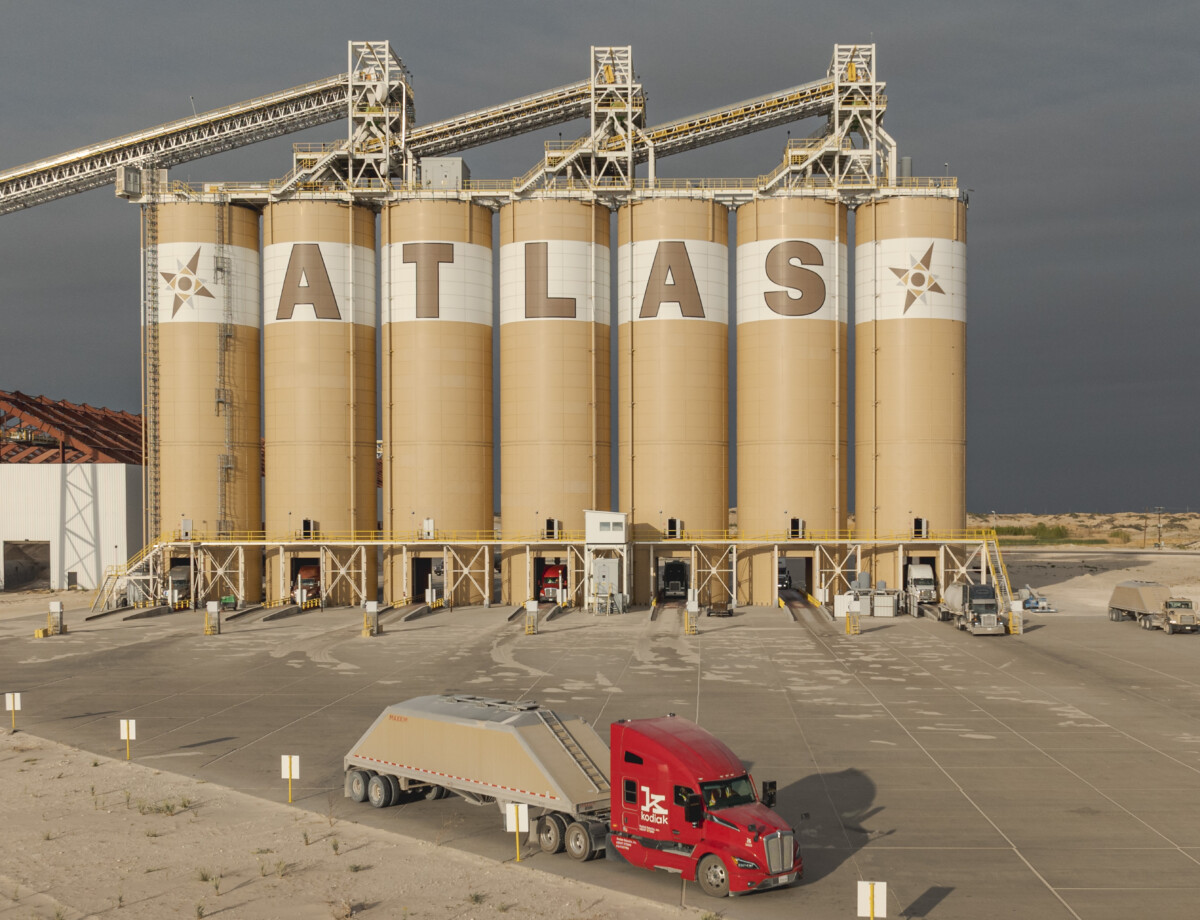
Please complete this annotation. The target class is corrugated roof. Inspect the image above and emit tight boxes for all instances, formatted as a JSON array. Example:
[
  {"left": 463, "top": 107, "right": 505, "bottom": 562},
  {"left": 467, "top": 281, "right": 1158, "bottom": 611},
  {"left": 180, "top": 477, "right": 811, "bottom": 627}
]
[{"left": 0, "top": 389, "right": 142, "bottom": 464}]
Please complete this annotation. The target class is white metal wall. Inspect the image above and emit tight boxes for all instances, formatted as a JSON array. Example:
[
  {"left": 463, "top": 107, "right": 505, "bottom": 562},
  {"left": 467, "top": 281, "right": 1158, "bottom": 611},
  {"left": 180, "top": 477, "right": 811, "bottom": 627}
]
[{"left": 0, "top": 464, "right": 142, "bottom": 590}]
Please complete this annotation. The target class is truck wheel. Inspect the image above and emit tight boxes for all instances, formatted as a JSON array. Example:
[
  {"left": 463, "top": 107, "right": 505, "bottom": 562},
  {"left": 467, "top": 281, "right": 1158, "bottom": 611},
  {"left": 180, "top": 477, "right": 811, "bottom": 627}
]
[
  {"left": 565, "top": 822, "right": 593, "bottom": 861},
  {"left": 1166, "top": 623, "right": 1174, "bottom": 635},
  {"left": 538, "top": 814, "right": 567, "bottom": 854},
  {"left": 423, "top": 784, "right": 448, "bottom": 801},
  {"left": 367, "top": 773, "right": 393, "bottom": 808},
  {"left": 697, "top": 853, "right": 730, "bottom": 897},
  {"left": 347, "top": 770, "right": 370, "bottom": 803},
  {"left": 386, "top": 774, "right": 402, "bottom": 803}
]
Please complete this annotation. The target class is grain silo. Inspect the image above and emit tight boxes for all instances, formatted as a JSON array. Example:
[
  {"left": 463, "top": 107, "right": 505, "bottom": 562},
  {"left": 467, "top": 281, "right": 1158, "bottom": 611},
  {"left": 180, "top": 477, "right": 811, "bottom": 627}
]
[
  {"left": 855, "top": 195, "right": 967, "bottom": 585},
  {"left": 498, "top": 199, "right": 611, "bottom": 604},
  {"left": 382, "top": 200, "right": 493, "bottom": 604},
  {"left": 736, "top": 196, "right": 847, "bottom": 605},
  {"left": 617, "top": 199, "right": 729, "bottom": 605},
  {"left": 156, "top": 201, "right": 263, "bottom": 602},
  {"left": 262, "top": 201, "right": 377, "bottom": 605}
]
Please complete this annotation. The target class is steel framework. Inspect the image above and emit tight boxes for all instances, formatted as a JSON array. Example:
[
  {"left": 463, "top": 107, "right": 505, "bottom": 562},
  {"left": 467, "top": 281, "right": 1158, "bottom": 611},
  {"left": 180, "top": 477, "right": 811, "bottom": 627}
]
[{"left": 0, "top": 390, "right": 142, "bottom": 464}]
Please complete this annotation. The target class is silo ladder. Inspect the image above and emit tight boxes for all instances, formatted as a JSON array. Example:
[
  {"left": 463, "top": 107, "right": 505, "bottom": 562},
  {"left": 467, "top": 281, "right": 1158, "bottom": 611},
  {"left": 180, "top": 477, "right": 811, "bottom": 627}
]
[{"left": 537, "top": 710, "right": 608, "bottom": 793}]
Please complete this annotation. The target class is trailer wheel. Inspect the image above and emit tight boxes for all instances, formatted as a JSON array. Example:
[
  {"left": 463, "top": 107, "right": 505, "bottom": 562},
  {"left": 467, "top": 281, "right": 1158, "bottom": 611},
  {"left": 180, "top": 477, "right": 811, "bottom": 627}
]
[
  {"left": 348, "top": 770, "right": 370, "bottom": 803},
  {"left": 386, "top": 774, "right": 402, "bottom": 803},
  {"left": 423, "top": 784, "right": 448, "bottom": 801},
  {"left": 538, "top": 814, "right": 567, "bottom": 854},
  {"left": 367, "top": 774, "right": 393, "bottom": 808},
  {"left": 565, "top": 821, "right": 593, "bottom": 861},
  {"left": 697, "top": 853, "right": 730, "bottom": 898}
]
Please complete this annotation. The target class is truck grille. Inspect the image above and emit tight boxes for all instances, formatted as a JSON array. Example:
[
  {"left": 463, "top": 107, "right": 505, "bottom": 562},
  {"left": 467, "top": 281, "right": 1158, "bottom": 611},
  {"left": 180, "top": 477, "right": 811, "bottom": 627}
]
[
  {"left": 763, "top": 830, "right": 794, "bottom": 874},
  {"left": 1180, "top": 614, "right": 1197, "bottom": 625},
  {"left": 980, "top": 614, "right": 998, "bottom": 629}
]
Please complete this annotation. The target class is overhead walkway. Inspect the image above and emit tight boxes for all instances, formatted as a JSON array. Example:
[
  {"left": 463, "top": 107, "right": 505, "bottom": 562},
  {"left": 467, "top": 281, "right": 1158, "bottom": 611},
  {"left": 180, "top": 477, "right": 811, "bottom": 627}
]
[
  {"left": 0, "top": 75, "right": 347, "bottom": 214},
  {"left": 628, "top": 78, "right": 835, "bottom": 160}
]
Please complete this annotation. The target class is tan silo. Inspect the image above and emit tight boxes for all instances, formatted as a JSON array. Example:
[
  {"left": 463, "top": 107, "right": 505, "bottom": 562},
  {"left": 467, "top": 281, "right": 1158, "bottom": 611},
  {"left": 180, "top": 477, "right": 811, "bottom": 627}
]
[
  {"left": 382, "top": 200, "right": 493, "bottom": 605},
  {"left": 736, "top": 196, "right": 848, "bottom": 605},
  {"left": 498, "top": 199, "right": 611, "bottom": 605},
  {"left": 855, "top": 194, "right": 967, "bottom": 585},
  {"left": 617, "top": 199, "right": 729, "bottom": 605},
  {"left": 262, "top": 201, "right": 377, "bottom": 606},
  {"left": 156, "top": 201, "right": 262, "bottom": 602}
]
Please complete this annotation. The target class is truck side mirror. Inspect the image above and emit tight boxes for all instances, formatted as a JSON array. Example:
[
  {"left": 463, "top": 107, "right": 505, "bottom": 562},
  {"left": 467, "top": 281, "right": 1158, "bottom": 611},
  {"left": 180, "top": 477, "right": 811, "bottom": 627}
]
[
  {"left": 684, "top": 793, "right": 703, "bottom": 826},
  {"left": 761, "top": 780, "right": 777, "bottom": 808}
]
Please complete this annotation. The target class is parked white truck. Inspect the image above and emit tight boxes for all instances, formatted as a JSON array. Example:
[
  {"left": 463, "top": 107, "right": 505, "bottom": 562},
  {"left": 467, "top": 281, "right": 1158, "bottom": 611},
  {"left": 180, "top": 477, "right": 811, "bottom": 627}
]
[
  {"left": 942, "top": 583, "right": 1006, "bottom": 635},
  {"left": 1108, "top": 581, "right": 1199, "bottom": 634},
  {"left": 904, "top": 564, "right": 939, "bottom": 616}
]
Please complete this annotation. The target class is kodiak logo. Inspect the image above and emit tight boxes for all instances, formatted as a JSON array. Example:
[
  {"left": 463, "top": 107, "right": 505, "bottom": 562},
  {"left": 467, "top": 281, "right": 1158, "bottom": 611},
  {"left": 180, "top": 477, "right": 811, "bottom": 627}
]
[{"left": 640, "top": 785, "right": 669, "bottom": 825}]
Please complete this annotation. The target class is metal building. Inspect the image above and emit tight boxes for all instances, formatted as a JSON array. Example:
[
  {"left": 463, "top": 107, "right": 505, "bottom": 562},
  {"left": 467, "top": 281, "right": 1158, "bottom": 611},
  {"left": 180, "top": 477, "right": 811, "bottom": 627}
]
[
  {"left": 854, "top": 195, "right": 967, "bottom": 581},
  {"left": 498, "top": 199, "right": 611, "bottom": 604},
  {"left": 735, "top": 197, "right": 848, "bottom": 605},
  {"left": 382, "top": 199, "right": 493, "bottom": 604},
  {"left": 156, "top": 202, "right": 263, "bottom": 601},
  {"left": 618, "top": 199, "right": 729, "bottom": 605},
  {"left": 1, "top": 391, "right": 143, "bottom": 591},
  {"left": 263, "top": 201, "right": 377, "bottom": 604}
]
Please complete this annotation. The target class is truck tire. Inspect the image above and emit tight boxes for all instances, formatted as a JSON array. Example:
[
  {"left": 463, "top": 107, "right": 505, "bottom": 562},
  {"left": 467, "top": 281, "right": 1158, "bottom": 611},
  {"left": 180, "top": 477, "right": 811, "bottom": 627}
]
[
  {"left": 538, "top": 814, "right": 567, "bottom": 854},
  {"left": 697, "top": 853, "right": 730, "bottom": 898},
  {"left": 347, "top": 770, "right": 370, "bottom": 803},
  {"left": 386, "top": 774, "right": 402, "bottom": 802},
  {"left": 367, "top": 773, "right": 393, "bottom": 808},
  {"left": 423, "top": 784, "right": 449, "bottom": 801},
  {"left": 1166, "top": 623, "right": 1174, "bottom": 635},
  {"left": 565, "top": 821, "right": 593, "bottom": 861}
]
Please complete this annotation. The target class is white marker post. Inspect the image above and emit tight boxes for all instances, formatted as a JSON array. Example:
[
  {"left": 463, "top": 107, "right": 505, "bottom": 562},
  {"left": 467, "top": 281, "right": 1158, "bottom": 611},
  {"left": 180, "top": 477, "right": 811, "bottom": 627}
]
[
  {"left": 858, "top": 880, "right": 887, "bottom": 919},
  {"left": 5, "top": 692, "right": 21, "bottom": 732},
  {"left": 505, "top": 803, "right": 529, "bottom": 862},
  {"left": 119, "top": 719, "right": 136, "bottom": 761},
  {"left": 281, "top": 755, "right": 299, "bottom": 803}
]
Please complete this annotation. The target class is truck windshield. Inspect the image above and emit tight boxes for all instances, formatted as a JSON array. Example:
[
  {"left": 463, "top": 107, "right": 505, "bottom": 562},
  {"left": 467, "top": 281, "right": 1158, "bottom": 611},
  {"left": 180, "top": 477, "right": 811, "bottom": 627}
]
[
  {"left": 913, "top": 579, "right": 935, "bottom": 587},
  {"left": 1167, "top": 600, "right": 1192, "bottom": 609},
  {"left": 700, "top": 775, "right": 756, "bottom": 810}
]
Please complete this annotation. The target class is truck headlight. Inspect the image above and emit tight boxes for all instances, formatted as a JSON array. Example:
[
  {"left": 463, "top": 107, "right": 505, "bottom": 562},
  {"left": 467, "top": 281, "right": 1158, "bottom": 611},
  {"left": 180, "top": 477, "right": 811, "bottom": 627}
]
[{"left": 734, "top": 858, "right": 759, "bottom": 870}]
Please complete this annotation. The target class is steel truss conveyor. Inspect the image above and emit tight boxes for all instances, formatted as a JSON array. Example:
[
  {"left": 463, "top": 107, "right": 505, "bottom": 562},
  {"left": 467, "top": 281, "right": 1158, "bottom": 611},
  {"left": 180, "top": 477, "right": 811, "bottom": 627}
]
[
  {"left": 0, "top": 75, "right": 348, "bottom": 216},
  {"left": 0, "top": 64, "right": 591, "bottom": 216},
  {"left": 630, "top": 78, "right": 834, "bottom": 161}
]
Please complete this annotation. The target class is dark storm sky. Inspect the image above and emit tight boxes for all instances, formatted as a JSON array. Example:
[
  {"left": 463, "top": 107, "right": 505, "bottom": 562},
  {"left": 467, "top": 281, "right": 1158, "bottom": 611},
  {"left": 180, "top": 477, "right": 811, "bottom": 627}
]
[{"left": 1, "top": 1, "right": 1196, "bottom": 514}]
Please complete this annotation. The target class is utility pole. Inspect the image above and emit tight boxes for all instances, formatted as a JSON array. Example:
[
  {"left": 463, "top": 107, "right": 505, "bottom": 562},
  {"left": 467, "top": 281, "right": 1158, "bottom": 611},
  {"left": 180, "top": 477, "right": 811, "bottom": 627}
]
[{"left": 1154, "top": 506, "right": 1165, "bottom": 549}]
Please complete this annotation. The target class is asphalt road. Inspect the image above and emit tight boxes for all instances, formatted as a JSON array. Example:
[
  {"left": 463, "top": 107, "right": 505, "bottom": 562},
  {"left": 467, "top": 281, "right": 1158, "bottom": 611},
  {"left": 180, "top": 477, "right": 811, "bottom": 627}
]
[{"left": 4, "top": 598, "right": 1200, "bottom": 919}]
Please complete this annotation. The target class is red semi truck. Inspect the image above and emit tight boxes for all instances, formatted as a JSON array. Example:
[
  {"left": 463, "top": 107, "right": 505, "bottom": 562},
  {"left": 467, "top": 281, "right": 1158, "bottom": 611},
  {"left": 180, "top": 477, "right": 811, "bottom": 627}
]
[
  {"left": 539, "top": 564, "right": 566, "bottom": 602},
  {"left": 343, "top": 694, "right": 802, "bottom": 897}
]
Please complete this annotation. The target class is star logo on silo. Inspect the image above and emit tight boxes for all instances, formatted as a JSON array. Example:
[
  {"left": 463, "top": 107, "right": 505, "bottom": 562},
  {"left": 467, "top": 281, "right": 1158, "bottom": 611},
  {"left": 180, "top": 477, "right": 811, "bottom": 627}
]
[
  {"left": 160, "top": 249, "right": 215, "bottom": 317},
  {"left": 889, "top": 244, "right": 944, "bottom": 312}
]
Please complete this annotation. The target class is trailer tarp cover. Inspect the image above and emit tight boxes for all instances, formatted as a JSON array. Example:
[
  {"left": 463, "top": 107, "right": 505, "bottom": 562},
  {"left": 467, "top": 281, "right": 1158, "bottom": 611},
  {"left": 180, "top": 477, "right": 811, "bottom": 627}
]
[{"left": 345, "top": 694, "right": 611, "bottom": 811}]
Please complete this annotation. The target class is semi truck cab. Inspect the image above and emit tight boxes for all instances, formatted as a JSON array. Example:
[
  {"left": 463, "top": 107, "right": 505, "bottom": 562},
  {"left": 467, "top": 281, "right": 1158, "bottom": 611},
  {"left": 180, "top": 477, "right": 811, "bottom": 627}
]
[
  {"left": 539, "top": 564, "right": 566, "bottom": 602},
  {"left": 608, "top": 715, "right": 802, "bottom": 897}
]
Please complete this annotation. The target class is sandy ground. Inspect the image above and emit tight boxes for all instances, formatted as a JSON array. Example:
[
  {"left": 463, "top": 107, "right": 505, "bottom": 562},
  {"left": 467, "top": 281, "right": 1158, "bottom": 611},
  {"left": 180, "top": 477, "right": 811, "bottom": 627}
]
[
  {"left": 1003, "top": 548, "right": 1200, "bottom": 615},
  {"left": 3, "top": 514, "right": 1197, "bottom": 918},
  {"left": 0, "top": 733, "right": 702, "bottom": 920}
]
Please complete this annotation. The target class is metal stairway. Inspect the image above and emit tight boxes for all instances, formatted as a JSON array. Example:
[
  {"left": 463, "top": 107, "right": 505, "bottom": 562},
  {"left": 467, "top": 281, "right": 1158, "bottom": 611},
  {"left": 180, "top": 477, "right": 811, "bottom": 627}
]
[
  {"left": 537, "top": 710, "right": 609, "bottom": 793},
  {"left": 985, "top": 533, "right": 1019, "bottom": 633}
]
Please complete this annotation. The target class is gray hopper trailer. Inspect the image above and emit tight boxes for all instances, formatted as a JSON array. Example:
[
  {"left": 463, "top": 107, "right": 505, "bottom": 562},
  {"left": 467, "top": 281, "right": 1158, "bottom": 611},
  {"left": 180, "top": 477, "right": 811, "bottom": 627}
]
[
  {"left": 343, "top": 694, "right": 612, "bottom": 851},
  {"left": 1108, "top": 581, "right": 1199, "bottom": 634}
]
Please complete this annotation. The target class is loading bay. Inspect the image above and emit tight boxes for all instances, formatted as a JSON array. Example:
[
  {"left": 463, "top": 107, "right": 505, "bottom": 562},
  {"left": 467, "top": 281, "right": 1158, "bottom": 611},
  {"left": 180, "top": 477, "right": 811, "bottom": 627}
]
[{"left": 3, "top": 591, "right": 1200, "bottom": 920}]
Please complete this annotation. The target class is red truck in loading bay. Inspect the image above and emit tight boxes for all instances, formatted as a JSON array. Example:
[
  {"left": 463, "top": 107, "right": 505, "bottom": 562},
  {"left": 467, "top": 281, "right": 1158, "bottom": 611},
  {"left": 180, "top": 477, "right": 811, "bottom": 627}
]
[{"left": 343, "top": 694, "right": 802, "bottom": 897}]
